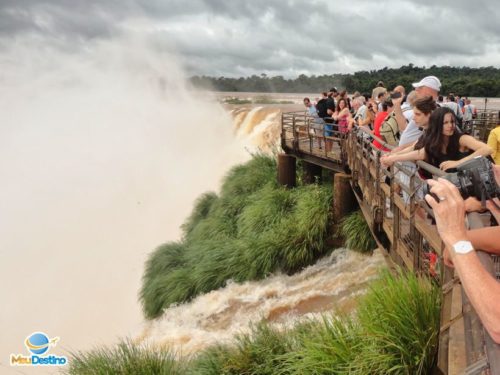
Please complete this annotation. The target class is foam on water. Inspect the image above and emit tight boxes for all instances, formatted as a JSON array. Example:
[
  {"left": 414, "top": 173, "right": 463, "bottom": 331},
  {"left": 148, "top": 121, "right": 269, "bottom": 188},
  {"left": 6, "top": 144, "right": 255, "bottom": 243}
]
[{"left": 139, "top": 249, "right": 386, "bottom": 355}]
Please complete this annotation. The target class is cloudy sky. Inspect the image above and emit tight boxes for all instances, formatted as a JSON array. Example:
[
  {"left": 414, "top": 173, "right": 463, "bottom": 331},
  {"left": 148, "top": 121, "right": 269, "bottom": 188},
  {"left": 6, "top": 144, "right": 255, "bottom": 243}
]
[{"left": 1, "top": 0, "right": 500, "bottom": 78}]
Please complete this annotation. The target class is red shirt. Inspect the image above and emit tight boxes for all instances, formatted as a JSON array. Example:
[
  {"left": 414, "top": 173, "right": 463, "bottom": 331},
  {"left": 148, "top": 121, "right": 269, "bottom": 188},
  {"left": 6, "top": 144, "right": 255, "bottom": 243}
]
[{"left": 373, "top": 111, "right": 388, "bottom": 150}]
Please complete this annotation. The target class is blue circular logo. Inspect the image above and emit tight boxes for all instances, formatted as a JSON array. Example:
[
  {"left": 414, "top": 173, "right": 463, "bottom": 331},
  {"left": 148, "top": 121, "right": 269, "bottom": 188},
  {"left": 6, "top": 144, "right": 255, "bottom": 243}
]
[{"left": 25, "top": 332, "right": 50, "bottom": 355}]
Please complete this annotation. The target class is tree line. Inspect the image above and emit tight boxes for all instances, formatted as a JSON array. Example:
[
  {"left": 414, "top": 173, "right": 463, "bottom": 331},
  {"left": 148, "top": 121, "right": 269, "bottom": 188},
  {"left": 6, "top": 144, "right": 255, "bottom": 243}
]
[{"left": 190, "top": 64, "right": 500, "bottom": 97}]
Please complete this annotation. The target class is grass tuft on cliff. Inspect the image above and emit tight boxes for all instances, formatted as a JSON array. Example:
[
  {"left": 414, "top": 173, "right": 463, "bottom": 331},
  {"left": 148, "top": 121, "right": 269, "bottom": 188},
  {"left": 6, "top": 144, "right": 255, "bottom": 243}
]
[
  {"left": 140, "top": 154, "right": 333, "bottom": 319},
  {"left": 66, "top": 340, "right": 184, "bottom": 375},
  {"left": 339, "top": 210, "right": 377, "bottom": 253}
]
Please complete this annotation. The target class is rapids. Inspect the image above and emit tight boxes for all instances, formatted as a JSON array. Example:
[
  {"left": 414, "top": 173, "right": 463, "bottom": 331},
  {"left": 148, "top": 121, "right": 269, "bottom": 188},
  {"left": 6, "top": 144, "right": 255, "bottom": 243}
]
[{"left": 138, "top": 249, "right": 385, "bottom": 355}]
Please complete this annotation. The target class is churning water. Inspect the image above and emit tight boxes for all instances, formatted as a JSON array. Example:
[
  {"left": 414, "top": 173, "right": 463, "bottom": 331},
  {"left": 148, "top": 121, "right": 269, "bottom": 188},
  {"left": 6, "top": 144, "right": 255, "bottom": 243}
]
[{"left": 138, "top": 249, "right": 385, "bottom": 355}]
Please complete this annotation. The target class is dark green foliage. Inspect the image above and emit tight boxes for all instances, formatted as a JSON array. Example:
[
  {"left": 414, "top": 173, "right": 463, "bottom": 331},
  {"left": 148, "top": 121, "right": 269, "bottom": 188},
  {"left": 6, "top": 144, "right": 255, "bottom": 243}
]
[
  {"left": 140, "top": 154, "right": 333, "bottom": 319},
  {"left": 181, "top": 192, "right": 218, "bottom": 238},
  {"left": 191, "top": 64, "right": 500, "bottom": 97},
  {"left": 66, "top": 340, "right": 184, "bottom": 375},
  {"left": 339, "top": 210, "right": 377, "bottom": 253},
  {"left": 188, "top": 322, "right": 301, "bottom": 375}
]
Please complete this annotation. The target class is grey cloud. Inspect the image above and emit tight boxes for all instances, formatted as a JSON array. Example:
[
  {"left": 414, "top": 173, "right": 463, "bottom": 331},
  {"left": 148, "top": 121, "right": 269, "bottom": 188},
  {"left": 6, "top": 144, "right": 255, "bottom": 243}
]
[{"left": 0, "top": 0, "right": 499, "bottom": 76}]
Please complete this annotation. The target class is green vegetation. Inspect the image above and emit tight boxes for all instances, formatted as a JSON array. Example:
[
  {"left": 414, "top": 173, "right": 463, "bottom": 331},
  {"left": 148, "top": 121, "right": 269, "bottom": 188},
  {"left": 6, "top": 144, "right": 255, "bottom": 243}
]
[
  {"left": 66, "top": 340, "right": 184, "bottom": 375},
  {"left": 339, "top": 210, "right": 377, "bottom": 253},
  {"left": 253, "top": 96, "right": 294, "bottom": 105},
  {"left": 69, "top": 271, "right": 440, "bottom": 375},
  {"left": 222, "top": 98, "right": 252, "bottom": 104},
  {"left": 222, "top": 96, "right": 293, "bottom": 105},
  {"left": 192, "top": 64, "right": 500, "bottom": 97},
  {"left": 140, "top": 154, "right": 333, "bottom": 319}
]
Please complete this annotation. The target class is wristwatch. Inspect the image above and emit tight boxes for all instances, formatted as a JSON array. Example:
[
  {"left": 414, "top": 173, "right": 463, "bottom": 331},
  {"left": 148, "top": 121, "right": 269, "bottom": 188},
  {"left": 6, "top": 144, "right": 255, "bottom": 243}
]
[{"left": 452, "top": 240, "right": 474, "bottom": 255}]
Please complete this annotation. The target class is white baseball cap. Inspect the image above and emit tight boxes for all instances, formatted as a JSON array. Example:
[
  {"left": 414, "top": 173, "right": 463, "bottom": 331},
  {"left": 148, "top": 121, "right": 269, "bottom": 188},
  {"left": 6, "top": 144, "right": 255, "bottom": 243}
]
[{"left": 412, "top": 76, "right": 441, "bottom": 92}]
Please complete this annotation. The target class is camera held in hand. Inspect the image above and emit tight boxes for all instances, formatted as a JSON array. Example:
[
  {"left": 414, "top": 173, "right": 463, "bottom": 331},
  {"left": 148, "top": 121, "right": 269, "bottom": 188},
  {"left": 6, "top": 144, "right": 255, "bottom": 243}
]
[{"left": 424, "top": 156, "right": 500, "bottom": 202}]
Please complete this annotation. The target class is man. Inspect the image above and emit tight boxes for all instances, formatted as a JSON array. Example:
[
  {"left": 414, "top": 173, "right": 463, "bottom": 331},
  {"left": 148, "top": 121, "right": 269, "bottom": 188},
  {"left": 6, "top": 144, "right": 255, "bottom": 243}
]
[
  {"left": 303, "top": 97, "right": 317, "bottom": 117},
  {"left": 326, "top": 88, "right": 337, "bottom": 117},
  {"left": 353, "top": 96, "right": 367, "bottom": 125},
  {"left": 316, "top": 92, "right": 329, "bottom": 120},
  {"left": 463, "top": 98, "right": 477, "bottom": 132},
  {"left": 425, "top": 177, "right": 500, "bottom": 344},
  {"left": 442, "top": 94, "right": 463, "bottom": 124},
  {"left": 398, "top": 75, "right": 441, "bottom": 148},
  {"left": 372, "top": 81, "right": 387, "bottom": 101},
  {"left": 389, "top": 85, "right": 409, "bottom": 134}
]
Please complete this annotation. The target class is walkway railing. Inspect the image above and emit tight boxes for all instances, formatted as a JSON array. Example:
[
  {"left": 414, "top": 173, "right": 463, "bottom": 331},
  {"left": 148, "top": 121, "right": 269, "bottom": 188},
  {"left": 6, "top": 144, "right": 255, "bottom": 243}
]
[{"left": 281, "top": 110, "right": 500, "bottom": 375}]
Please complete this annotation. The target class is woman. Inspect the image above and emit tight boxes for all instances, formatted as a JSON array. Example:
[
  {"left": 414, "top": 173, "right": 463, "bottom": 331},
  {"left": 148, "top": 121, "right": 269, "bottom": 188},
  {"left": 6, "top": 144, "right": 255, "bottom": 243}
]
[
  {"left": 358, "top": 100, "right": 377, "bottom": 128},
  {"left": 332, "top": 98, "right": 353, "bottom": 134},
  {"left": 381, "top": 107, "right": 492, "bottom": 171}
]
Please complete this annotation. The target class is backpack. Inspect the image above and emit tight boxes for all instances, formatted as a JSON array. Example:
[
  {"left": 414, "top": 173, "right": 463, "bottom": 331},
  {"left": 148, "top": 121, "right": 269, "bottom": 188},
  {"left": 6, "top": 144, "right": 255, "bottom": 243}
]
[{"left": 379, "top": 112, "right": 400, "bottom": 146}]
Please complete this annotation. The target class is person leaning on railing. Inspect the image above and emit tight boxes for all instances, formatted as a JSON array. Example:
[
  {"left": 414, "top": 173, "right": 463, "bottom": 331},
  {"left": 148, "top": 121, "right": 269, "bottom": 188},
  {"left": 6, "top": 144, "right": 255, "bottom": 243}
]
[
  {"left": 380, "top": 107, "right": 492, "bottom": 172},
  {"left": 425, "top": 175, "right": 500, "bottom": 344}
]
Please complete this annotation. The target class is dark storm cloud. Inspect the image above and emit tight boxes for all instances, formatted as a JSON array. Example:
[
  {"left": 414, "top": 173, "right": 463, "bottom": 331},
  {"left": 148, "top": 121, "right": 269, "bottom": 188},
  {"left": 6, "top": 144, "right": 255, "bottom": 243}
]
[{"left": 1, "top": 0, "right": 499, "bottom": 76}]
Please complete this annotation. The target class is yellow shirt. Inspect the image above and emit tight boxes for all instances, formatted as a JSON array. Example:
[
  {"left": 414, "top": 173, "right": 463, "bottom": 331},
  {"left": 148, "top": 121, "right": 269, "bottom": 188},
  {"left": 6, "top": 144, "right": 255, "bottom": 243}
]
[{"left": 487, "top": 126, "right": 500, "bottom": 165}]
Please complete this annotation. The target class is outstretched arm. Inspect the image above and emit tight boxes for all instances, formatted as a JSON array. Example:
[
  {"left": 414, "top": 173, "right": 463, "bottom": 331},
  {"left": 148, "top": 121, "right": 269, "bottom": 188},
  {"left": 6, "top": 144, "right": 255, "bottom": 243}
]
[
  {"left": 425, "top": 178, "right": 500, "bottom": 344},
  {"left": 440, "top": 135, "right": 492, "bottom": 170},
  {"left": 380, "top": 148, "right": 425, "bottom": 167}
]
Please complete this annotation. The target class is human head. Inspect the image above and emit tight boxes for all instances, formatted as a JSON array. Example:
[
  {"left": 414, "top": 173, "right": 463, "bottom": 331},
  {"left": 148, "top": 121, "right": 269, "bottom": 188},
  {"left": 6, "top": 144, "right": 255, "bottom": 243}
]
[
  {"left": 351, "top": 97, "right": 362, "bottom": 111},
  {"left": 336, "top": 98, "right": 347, "bottom": 111},
  {"left": 393, "top": 85, "right": 406, "bottom": 96},
  {"left": 377, "top": 81, "right": 385, "bottom": 88},
  {"left": 322, "top": 92, "right": 328, "bottom": 98},
  {"left": 419, "top": 107, "right": 460, "bottom": 166},
  {"left": 303, "top": 97, "right": 311, "bottom": 107},
  {"left": 413, "top": 96, "right": 436, "bottom": 128},
  {"left": 448, "top": 94, "right": 455, "bottom": 103},
  {"left": 377, "top": 91, "right": 386, "bottom": 102},
  {"left": 329, "top": 87, "right": 338, "bottom": 98},
  {"left": 406, "top": 90, "right": 418, "bottom": 106},
  {"left": 412, "top": 76, "right": 441, "bottom": 100},
  {"left": 428, "top": 107, "right": 456, "bottom": 137},
  {"left": 385, "top": 99, "right": 394, "bottom": 113}
]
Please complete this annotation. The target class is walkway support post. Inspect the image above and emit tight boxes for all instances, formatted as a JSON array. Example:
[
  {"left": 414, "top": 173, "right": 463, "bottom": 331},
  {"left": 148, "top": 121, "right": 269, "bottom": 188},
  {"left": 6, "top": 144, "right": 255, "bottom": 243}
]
[
  {"left": 302, "top": 161, "right": 322, "bottom": 184},
  {"left": 277, "top": 153, "right": 296, "bottom": 188},
  {"left": 332, "top": 173, "right": 358, "bottom": 243}
]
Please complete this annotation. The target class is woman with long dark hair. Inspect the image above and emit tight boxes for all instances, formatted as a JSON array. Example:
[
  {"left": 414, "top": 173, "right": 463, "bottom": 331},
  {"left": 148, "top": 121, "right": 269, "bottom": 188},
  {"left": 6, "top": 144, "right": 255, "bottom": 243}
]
[
  {"left": 381, "top": 107, "right": 492, "bottom": 170},
  {"left": 332, "top": 98, "right": 353, "bottom": 134}
]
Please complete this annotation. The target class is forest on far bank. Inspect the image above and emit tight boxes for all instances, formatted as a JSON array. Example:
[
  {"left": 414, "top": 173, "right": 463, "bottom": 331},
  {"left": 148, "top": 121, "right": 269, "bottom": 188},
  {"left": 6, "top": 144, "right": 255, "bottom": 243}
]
[{"left": 190, "top": 64, "right": 500, "bottom": 97}]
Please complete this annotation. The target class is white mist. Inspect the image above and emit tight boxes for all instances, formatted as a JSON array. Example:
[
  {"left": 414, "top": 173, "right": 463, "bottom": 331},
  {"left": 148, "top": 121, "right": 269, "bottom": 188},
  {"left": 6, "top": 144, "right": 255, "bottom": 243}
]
[{"left": 0, "top": 37, "right": 249, "bottom": 373}]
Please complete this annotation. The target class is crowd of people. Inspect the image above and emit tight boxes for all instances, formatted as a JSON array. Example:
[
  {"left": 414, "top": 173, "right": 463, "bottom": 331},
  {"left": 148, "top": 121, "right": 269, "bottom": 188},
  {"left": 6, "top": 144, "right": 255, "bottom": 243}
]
[{"left": 302, "top": 76, "right": 500, "bottom": 344}]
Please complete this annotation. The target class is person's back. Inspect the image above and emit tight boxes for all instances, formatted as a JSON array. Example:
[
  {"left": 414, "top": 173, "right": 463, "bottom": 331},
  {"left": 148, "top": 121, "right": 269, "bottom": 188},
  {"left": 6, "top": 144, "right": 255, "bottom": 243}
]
[
  {"left": 316, "top": 97, "right": 328, "bottom": 119},
  {"left": 463, "top": 101, "right": 477, "bottom": 122}
]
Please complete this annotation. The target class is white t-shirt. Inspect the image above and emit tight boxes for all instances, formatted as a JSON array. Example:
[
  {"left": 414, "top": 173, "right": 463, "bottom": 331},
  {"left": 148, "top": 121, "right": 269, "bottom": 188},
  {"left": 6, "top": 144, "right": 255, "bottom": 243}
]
[
  {"left": 355, "top": 104, "right": 367, "bottom": 121},
  {"left": 398, "top": 116, "right": 422, "bottom": 147}
]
